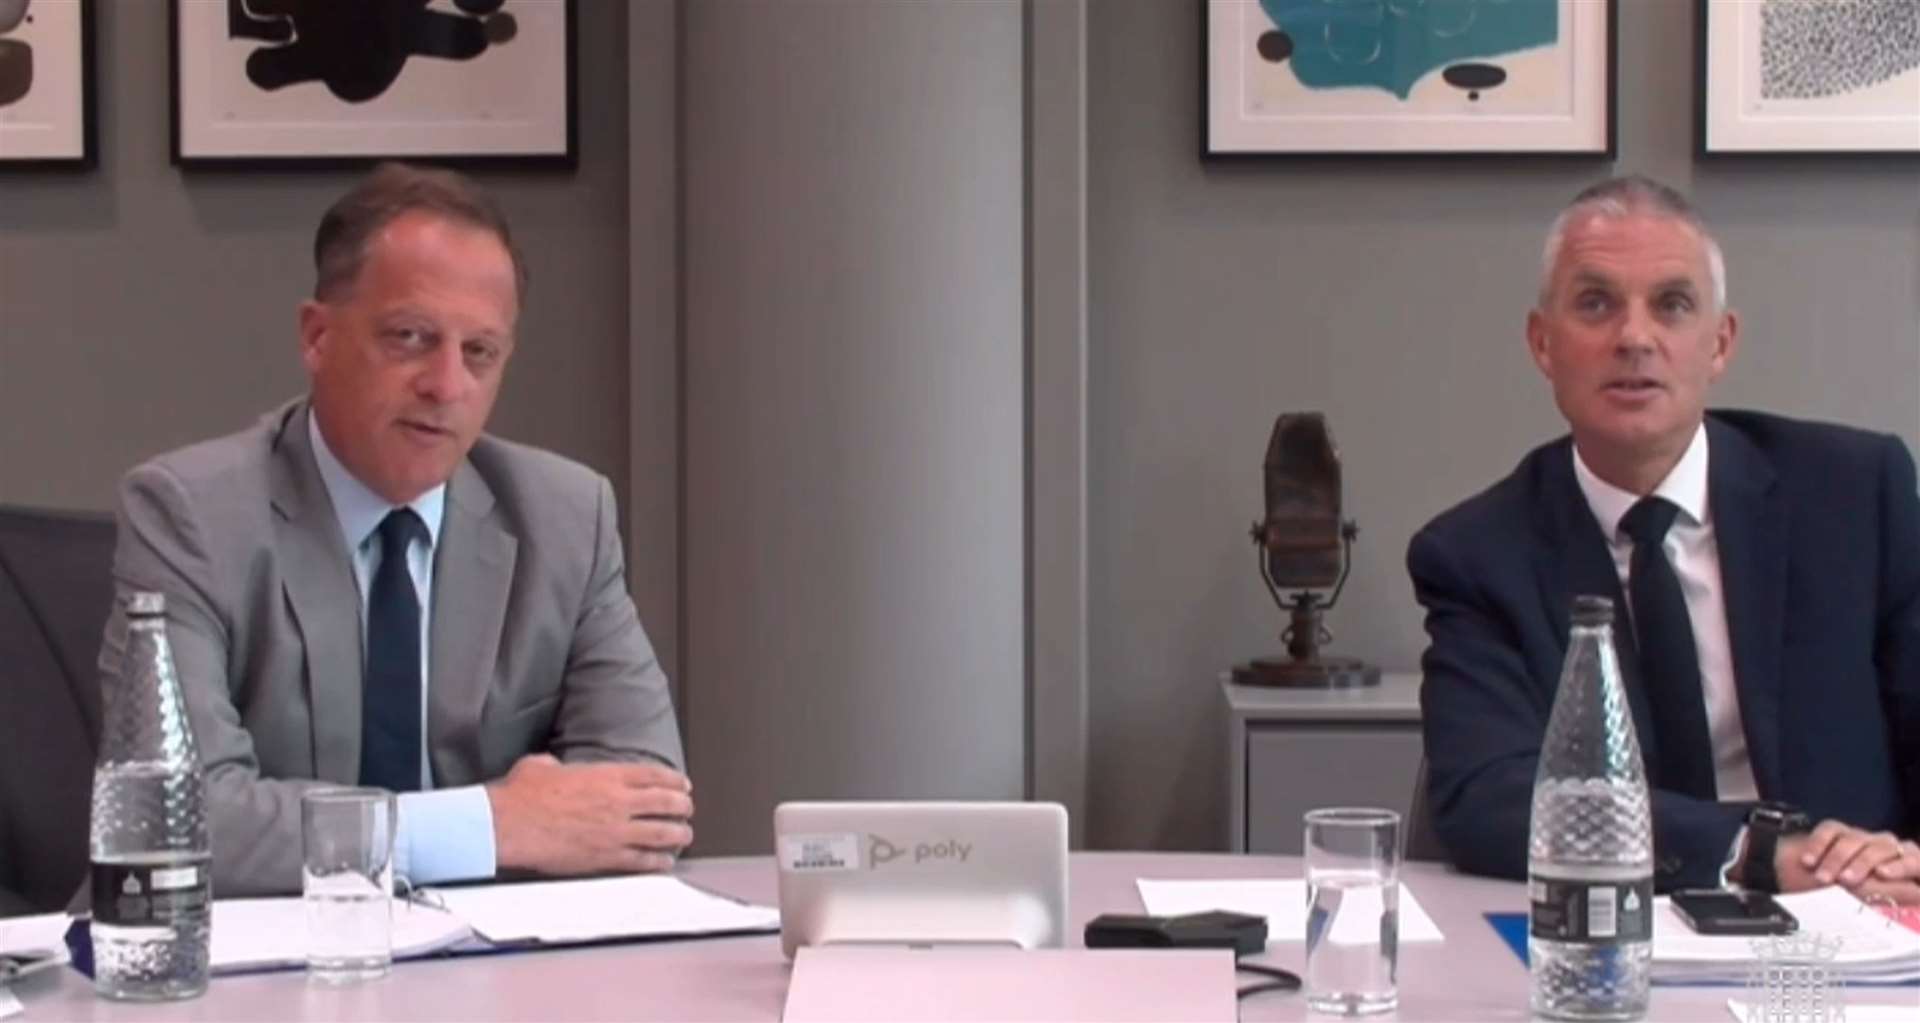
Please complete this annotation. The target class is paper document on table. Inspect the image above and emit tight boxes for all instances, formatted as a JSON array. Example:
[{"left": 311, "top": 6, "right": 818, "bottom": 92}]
[
  {"left": 1654, "top": 887, "right": 1920, "bottom": 984},
  {"left": 427, "top": 875, "right": 779, "bottom": 945},
  {"left": 1135, "top": 879, "right": 1443, "bottom": 945},
  {"left": 0, "top": 913, "right": 70, "bottom": 984},
  {"left": 209, "top": 897, "right": 471, "bottom": 973}
]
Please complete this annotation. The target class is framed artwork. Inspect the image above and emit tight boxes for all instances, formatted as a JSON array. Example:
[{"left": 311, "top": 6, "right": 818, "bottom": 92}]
[
  {"left": 1698, "top": 0, "right": 1920, "bottom": 156},
  {"left": 170, "top": 0, "right": 577, "bottom": 169},
  {"left": 0, "top": 0, "right": 96, "bottom": 167},
  {"left": 1202, "top": 0, "right": 1616, "bottom": 157}
]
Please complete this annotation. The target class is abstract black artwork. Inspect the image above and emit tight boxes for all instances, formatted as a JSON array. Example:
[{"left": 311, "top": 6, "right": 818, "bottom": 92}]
[
  {"left": 1700, "top": 0, "right": 1920, "bottom": 154},
  {"left": 171, "top": 0, "right": 575, "bottom": 167},
  {"left": 0, "top": 0, "right": 94, "bottom": 166}
]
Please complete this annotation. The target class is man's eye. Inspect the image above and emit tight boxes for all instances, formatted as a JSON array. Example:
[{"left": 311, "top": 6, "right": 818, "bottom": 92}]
[
  {"left": 1658, "top": 294, "right": 1696, "bottom": 315},
  {"left": 1575, "top": 292, "right": 1612, "bottom": 313},
  {"left": 464, "top": 341, "right": 499, "bottom": 367},
  {"left": 385, "top": 327, "right": 428, "bottom": 349}
]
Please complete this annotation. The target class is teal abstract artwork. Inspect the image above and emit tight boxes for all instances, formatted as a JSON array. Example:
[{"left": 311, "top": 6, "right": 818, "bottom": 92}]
[{"left": 1255, "top": 0, "right": 1558, "bottom": 100}]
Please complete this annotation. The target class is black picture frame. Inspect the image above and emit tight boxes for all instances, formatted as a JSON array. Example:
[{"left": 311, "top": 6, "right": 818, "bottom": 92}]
[
  {"left": 1696, "top": 0, "right": 1920, "bottom": 158},
  {"left": 169, "top": 0, "right": 578, "bottom": 170},
  {"left": 0, "top": 0, "right": 97, "bottom": 169},
  {"left": 1201, "top": 0, "right": 1617, "bottom": 160}
]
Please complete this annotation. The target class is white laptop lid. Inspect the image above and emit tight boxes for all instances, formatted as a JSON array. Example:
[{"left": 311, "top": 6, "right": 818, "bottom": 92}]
[
  {"left": 781, "top": 947, "right": 1238, "bottom": 1023},
  {"left": 773, "top": 801, "right": 1068, "bottom": 958}
]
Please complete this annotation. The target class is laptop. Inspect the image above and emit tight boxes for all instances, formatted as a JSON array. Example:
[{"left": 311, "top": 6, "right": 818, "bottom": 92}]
[{"left": 772, "top": 801, "right": 1069, "bottom": 959}]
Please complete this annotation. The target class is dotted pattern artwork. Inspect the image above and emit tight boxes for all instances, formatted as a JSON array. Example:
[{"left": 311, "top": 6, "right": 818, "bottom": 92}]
[{"left": 1760, "top": 0, "right": 1920, "bottom": 100}]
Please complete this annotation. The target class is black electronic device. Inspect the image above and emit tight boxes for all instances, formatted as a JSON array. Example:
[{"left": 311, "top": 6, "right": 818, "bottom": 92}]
[
  {"left": 1670, "top": 889, "right": 1798, "bottom": 936},
  {"left": 1084, "top": 910, "right": 1270, "bottom": 957}
]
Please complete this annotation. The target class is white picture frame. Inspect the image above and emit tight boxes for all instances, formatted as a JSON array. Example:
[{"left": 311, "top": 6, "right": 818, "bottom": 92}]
[
  {"left": 170, "top": 0, "right": 576, "bottom": 168},
  {"left": 1202, "top": 0, "right": 1616, "bottom": 157}
]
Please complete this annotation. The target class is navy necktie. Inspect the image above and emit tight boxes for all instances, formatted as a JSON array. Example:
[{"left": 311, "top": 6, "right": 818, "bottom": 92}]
[
  {"left": 1619, "top": 497, "right": 1717, "bottom": 800},
  {"left": 360, "top": 508, "right": 427, "bottom": 793}
]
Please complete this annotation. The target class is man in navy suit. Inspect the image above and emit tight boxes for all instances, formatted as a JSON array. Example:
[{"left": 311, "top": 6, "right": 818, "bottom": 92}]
[{"left": 1409, "top": 176, "right": 1920, "bottom": 901}]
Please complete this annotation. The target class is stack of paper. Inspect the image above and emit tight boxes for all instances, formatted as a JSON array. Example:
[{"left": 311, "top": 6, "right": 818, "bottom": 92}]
[
  {"left": 5, "top": 874, "right": 780, "bottom": 981},
  {"left": 1654, "top": 887, "right": 1920, "bottom": 984},
  {"left": 427, "top": 874, "right": 780, "bottom": 945},
  {"left": 209, "top": 898, "right": 471, "bottom": 973}
]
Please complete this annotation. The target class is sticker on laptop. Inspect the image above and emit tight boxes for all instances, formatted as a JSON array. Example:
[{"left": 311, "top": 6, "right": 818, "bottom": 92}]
[{"left": 778, "top": 833, "right": 862, "bottom": 872}]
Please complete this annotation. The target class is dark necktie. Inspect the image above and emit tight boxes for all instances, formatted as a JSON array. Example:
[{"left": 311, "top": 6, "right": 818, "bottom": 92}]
[
  {"left": 360, "top": 508, "right": 427, "bottom": 793},
  {"left": 1619, "top": 496, "right": 1717, "bottom": 800}
]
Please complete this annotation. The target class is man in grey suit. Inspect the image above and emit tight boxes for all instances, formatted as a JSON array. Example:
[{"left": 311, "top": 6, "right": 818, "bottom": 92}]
[{"left": 99, "top": 163, "right": 692, "bottom": 897}]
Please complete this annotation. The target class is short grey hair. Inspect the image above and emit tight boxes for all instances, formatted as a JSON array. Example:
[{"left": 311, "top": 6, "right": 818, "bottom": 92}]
[{"left": 1538, "top": 175, "right": 1727, "bottom": 311}]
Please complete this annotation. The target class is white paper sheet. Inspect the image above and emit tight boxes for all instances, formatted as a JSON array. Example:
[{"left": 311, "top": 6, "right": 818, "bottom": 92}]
[
  {"left": 427, "top": 875, "right": 780, "bottom": 945},
  {"left": 209, "top": 897, "right": 470, "bottom": 972},
  {"left": 0, "top": 986, "right": 23, "bottom": 1021},
  {"left": 1655, "top": 887, "right": 1920, "bottom": 965},
  {"left": 1134, "top": 878, "right": 1444, "bottom": 945},
  {"left": 0, "top": 915, "right": 68, "bottom": 959},
  {"left": 1654, "top": 887, "right": 1920, "bottom": 984},
  {"left": 0, "top": 913, "right": 70, "bottom": 985}
]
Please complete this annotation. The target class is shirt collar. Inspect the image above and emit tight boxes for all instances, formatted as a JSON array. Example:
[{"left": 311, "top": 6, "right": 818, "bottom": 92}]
[
  {"left": 1572, "top": 421, "right": 1710, "bottom": 543},
  {"left": 308, "top": 408, "right": 446, "bottom": 554}
]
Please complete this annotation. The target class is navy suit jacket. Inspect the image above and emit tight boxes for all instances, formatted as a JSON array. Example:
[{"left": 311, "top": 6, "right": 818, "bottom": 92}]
[{"left": 1409, "top": 411, "right": 1920, "bottom": 891}]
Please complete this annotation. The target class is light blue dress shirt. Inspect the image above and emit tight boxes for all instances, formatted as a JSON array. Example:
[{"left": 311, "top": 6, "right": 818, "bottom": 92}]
[{"left": 308, "top": 415, "right": 497, "bottom": 885}]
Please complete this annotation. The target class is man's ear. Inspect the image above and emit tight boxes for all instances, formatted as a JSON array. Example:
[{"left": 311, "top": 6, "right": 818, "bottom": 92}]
[
  {"left": 297, "top": 300, "right": 328, "bottom": 373},
  {"left": 1526, "top": 308, "right": 1554, "bottom": 380},
  {"left": 1710, "top": 307, "right": 1740, "bottom": 379}
]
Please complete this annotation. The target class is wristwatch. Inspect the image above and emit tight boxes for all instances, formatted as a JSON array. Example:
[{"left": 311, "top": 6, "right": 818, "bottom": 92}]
[{"left": 1740, "top": 802, "right": 1813, "bottom": 893}]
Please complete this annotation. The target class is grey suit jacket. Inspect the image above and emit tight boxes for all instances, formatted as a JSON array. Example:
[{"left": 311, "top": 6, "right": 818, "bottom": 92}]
[{"left": 97, "top": 401, "right": 684, "bottom": 897}]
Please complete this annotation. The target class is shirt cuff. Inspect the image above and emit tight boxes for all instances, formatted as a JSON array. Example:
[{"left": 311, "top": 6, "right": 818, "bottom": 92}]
[
  {"left": 395, "top": 786, "right": 497, "bottom": 887},
  {"left": 1718, "top": 825, "right": 1750, "bottom": 889}
]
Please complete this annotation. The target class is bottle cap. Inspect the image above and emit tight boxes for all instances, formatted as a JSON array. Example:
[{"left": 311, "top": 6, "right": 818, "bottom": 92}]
[
  {"left": 1570, "top": 594, "right": 1613, "bottom": 626},
  {"left": 126, "top": 591, "right": 167, "bottom": 617}
]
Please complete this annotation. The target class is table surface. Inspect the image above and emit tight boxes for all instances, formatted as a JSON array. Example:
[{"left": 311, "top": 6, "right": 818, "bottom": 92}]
[{"left": 13, "top": 853, "right": 1771, "bottom": 1021}]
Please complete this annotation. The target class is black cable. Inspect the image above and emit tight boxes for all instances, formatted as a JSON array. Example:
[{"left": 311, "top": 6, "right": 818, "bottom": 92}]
[
  {"left": 1234, "top": 961, "right": 1302, "bottom": 1000},
  {"left": 1236, "top": 979, "right": 1299, "bottom": 1000}
]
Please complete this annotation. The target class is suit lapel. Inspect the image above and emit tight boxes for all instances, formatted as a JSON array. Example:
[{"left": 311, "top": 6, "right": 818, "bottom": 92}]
[
  {"left": 1532, "top": 442, "right": 1660, "bottom": 757},
  {"left": 1706, "top": 417, "right": 1787, "bottom": 798},
  {"left": 428, "top": 459, "right": 516, "bottom": 783},
  {"left": 269, "top": 403, "right": 366, "bottom": 783}
]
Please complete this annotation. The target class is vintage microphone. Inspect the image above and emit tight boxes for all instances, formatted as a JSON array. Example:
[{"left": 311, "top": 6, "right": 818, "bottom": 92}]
[{"left": 1231, "top": 412, "right": 1380, "bottom": 688}]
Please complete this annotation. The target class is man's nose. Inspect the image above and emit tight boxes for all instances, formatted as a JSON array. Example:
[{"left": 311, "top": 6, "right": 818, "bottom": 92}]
[
  {"left": 1616, "top": 302, "right": 1659, "bottom": 354},
  {"left": 415, "top": 343, "right": 472, "bottom": 403}
]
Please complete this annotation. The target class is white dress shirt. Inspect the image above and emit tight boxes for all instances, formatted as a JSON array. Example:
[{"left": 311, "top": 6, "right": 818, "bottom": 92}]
[
  {"left": 1572, "top": 423, "right": 1760, "bottom": 802},
  {"left": 309, "top": 414, "right": 497, "bottom": 884}
]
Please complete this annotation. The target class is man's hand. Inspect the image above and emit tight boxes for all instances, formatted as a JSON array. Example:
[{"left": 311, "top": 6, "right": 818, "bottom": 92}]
[
  {"left": 1773, "top": 821, "right": 1920, "bottom": 905},
  {"left": 486, "top": 754, "right": 694, "bottom": 876}
]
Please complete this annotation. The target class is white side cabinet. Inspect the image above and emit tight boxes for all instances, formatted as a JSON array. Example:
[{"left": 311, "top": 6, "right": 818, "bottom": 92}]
[{"left": 1223, "top": 674, "right": 1424, "bottom": 854}]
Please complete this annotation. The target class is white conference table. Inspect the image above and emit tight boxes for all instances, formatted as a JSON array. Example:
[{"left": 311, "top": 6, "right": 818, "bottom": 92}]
[{"left": 14, "top": 852, "right": 1780, "bottom": 1021}]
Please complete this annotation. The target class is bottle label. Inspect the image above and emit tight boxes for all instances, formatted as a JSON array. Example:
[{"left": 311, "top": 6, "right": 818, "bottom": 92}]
[
  {"left": 91, "top": 857, "right": 211, "bottom": 928},
  {"left": 1529, "top": 874, "right": 1653, "bottom": 944}
]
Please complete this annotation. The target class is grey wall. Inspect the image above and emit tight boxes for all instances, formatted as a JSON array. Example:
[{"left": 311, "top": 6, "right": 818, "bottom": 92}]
[
  {"left": 1085, "top": 0, "right": 1920, "bottom": 850},
  {"left": 0, "top": 0, "right": 634, "bottom": 519},
  {"left": 627, "top": 0, "right": 682, "bottom": 694},
  {"left": 680, "top": 0, "right": 1028, "bottom": 854}
]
